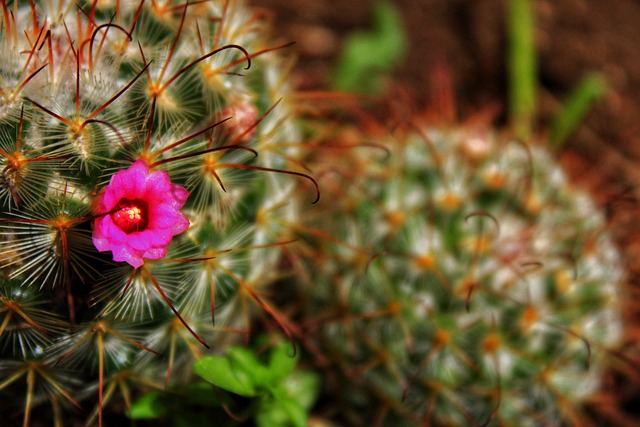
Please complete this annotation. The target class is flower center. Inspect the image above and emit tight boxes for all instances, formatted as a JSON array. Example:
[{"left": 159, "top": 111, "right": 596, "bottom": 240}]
[{"left": 111, "top": 198, "right": 149, "bottom": 233}]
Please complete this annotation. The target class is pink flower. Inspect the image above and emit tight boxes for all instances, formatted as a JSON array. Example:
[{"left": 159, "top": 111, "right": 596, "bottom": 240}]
[{"left": 92, "top": 159, "right": 189, "bottom": 268}]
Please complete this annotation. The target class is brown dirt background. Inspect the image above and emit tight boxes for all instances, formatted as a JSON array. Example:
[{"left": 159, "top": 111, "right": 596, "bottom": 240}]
[{"left": 254, "top": 0, "right": 640, "bottom": 424}]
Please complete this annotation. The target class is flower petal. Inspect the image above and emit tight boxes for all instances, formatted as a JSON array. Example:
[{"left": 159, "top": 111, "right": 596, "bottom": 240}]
[
  {"left": 171, "top": 212, "right": 190, "bottom": 234},
  {"left": 99, "top": 184, "right": 123, "bottom": 212},
  {"left": 117, "top": 160, "right": 149, "bottom": 198},
  {"left": 148, "top": 204, "right": 183, "bottom": 228},
  {"left": 125, "top": 232, "right": 152, "bottom": 251},
  {"left": 111, "top": 244, "right": 144, "bottom": 268},
  {"left": 95, "top": 216, "right": 127, "bottom": 246},
  {"left": 145, "top": 169, "right": 172, "bottom": 199},
  {"left": 127, "top": 228, "right": 173, "bottom": 250},
  {"left": 171, "top": 183, "right": 189, "bottom": 207},
  {"left": 142, "top": 246, "right": 167, "bottom": 260}
]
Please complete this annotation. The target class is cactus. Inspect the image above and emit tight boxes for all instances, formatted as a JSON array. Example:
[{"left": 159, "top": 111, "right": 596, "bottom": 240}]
[
  {"left": 0, "top": 1, "right": 628, "bottom": 426},
  {"left": 293, "top": 109, "right": 624, "bottom": 426},
  {"left": 0, "top": 0, "right": 317, "bottom": 425}
]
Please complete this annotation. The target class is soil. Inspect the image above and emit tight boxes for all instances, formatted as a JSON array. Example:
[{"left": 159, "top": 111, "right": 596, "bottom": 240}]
[{"left": 253, "top": 0, "right": 640, "bottom": 424}]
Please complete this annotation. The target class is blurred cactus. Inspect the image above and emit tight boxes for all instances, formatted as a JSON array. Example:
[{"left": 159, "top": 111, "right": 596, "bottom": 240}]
[
  {"left": 292, "top": 107, "right": 624, "bottom": 426},
  {"left": 0, "top": 0, "right": 316, "bottom": 425}
]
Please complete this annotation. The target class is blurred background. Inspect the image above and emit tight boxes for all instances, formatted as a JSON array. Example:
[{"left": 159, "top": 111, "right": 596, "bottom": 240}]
[{"left": 253, "top": 0, "right": 640, "bottom": 422}]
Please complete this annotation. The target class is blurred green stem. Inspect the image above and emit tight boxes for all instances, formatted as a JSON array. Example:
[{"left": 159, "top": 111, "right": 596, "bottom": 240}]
[
  {"left": 550, "top": 73, "right": 607, "bottom": 149},
  {"left": 332, "top": 1, "right": 406, "bottom": 94},
  {"left": 508, "top": 0, "right": 537, "bottom": 140}
]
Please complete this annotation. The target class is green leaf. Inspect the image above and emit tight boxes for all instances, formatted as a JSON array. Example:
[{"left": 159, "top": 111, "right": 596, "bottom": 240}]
[
  {"left": 550, "top": 73, "right": 607, "bottom": 149},
  {"left": 225, "top": 347, "right": 261, "bottom": 374},
  {"left": 279, "top": 398, "right": 308, "bottom": 427},
  {"left": 256, "top": 397, "right": 307, "bottom": 427},
  {"left": 282, "top": 371, "right": 321, "bottom": 410},
  {"left": 266, "top": 341, "right": 299, "bottom": 383},
  {"left": 194, "top": 355, "right": 258, "bottom": 397},
  {"left": 333, "top": 1, "right": 407, "bottom": 93},
  {"left": 226, "top": 346, "right": 271, "bottom": 390},
  {"left": 127, "top": 390, "right": 168, "bottom": 419}
]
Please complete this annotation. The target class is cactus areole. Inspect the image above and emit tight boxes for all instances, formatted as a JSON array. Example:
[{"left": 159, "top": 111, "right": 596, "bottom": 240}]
[{"left": 92, "top": 159, "right": 190, "bottom": 268}]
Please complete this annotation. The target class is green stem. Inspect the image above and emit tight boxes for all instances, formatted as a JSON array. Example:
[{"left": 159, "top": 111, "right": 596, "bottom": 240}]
[
  {"left": 550, "top": 73, "right": 607, "bottom": 150},
  {"left": 508, "top": 0, "right": 537, "bottom": 140}
]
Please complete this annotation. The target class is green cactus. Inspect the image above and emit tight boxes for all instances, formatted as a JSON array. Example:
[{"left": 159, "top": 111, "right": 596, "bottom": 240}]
[
  {"left": 0, "top": 1, "right": 316, "bottom": 425},
  {"left": 293, "top": 113, "right": 624, "bottom": 426}
]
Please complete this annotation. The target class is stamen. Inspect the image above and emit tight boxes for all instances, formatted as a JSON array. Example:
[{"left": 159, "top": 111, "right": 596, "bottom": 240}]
[{"left": 111, "top": 198, "right": 148, "bottom": 233}]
